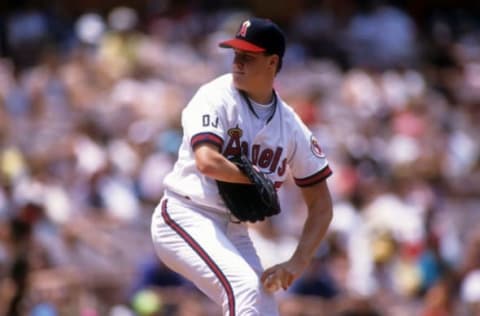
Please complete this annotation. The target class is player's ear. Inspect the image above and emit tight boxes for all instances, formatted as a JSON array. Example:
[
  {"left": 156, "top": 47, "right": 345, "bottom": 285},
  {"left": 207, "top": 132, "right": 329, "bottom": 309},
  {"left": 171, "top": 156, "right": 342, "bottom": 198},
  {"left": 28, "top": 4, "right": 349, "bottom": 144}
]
[
  {"left": 270, "top": 55, "right": 277, "bottom": 66},
  {"left": 268, "top": 55, "right": 278, "bottom": 69}
]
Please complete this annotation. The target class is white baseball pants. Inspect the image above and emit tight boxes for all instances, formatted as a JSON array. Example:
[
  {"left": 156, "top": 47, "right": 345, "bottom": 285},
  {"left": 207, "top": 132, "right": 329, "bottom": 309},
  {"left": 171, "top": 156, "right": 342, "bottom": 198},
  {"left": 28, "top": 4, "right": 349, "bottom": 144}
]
[{"left": 150, "top": 192, "right": 279, "bottom": 316}]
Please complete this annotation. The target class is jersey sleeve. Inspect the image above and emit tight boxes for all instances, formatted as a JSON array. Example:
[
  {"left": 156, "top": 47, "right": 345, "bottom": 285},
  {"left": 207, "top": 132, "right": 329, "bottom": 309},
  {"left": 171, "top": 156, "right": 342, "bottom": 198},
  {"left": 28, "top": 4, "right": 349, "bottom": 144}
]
[
  {"left": 288, "top": 117, "right": 332, "bottom": 187},
  {"left": 182, "top": 86, "right": 226, "bottom": 151}
]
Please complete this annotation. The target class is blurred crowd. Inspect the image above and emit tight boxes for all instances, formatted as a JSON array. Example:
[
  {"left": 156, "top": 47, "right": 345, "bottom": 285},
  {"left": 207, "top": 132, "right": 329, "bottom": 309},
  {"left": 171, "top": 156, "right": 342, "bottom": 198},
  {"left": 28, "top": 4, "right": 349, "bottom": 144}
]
[{"left": 1, "top": 1, "right": 480, "bottom": 315}]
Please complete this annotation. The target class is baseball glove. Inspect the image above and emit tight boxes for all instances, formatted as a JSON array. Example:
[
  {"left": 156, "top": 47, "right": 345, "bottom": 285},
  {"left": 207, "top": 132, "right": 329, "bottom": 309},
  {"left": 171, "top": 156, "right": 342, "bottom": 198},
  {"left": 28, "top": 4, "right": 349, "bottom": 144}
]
[{"left": 216, "top": 155, "right": 281, "bottom": 223}]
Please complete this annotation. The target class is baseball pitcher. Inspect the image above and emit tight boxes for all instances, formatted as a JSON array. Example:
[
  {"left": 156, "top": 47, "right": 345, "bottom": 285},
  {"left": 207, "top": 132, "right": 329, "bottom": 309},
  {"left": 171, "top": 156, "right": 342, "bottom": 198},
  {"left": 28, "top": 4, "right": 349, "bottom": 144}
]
[{"left": 151, "top": 17, "right": 333, "bottom": 315}]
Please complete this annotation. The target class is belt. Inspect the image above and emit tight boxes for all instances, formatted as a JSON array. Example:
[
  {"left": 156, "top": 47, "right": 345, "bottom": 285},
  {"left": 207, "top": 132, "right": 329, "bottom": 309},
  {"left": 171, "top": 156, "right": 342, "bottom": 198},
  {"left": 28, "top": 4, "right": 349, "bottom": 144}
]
[{"left": 163, "top": 189, "right": 242, "bottom": 224}]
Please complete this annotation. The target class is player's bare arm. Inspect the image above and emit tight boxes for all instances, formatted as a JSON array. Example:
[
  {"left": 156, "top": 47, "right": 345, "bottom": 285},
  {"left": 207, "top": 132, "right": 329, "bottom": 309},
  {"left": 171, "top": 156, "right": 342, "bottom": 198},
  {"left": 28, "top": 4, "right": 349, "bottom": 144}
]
[
  {"left": 194, "top": 143, "right": 251, "bottom": 184},
  {"left": 292, "top": 180, "right": 333, "bottom": 264},
  {"left": 261, "top": 180, "right": 333, "bottom": 292}
]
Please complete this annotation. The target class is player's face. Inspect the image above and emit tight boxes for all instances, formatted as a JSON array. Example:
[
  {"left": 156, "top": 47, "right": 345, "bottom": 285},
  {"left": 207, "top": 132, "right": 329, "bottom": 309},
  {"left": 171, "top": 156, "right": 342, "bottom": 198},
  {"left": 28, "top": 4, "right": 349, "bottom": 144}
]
[{"left": 231, "top": 49, "right": 276, "bottom": 91}]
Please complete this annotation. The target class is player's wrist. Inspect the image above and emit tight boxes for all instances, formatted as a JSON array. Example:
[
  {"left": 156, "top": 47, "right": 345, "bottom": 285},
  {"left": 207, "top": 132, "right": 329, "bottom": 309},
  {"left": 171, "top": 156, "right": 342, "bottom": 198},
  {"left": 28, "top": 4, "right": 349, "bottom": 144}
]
[{"left": 289, "top": 253, "right": 311, "bottom": 271}]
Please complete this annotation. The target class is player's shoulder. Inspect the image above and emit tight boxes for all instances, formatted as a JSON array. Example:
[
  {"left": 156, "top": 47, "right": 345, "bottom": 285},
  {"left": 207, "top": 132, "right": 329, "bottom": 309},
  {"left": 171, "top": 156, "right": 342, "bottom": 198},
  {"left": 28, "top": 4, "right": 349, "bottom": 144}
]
[
  {"left": 276, "top": 94, "right": 310, "bottom": 130},
  {"left": 199, "top": 73, "right": 234, "bottom": 95},
  {"left": 192, "top": 73, "right": 237, "bottom": 110},
  {"left": 276, "top": 94, "right": 300, "bottom": 120}
]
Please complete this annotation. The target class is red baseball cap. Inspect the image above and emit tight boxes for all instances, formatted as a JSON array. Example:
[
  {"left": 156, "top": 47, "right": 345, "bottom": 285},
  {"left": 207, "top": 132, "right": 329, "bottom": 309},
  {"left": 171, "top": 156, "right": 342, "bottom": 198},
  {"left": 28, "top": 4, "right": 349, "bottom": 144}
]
[{"left": 219, "top": 17, "right": 286, "bottom": 58}]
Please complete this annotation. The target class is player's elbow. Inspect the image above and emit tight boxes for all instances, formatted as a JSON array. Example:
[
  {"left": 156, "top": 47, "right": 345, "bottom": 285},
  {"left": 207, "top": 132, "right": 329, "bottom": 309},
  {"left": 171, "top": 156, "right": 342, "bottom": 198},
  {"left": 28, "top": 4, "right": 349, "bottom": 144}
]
[
  {"left": 195, "top": 159, "right": 216, "bottom": 176},
  {"left": 194, "top": 153, "right": 223, "bottom": 177},
  {"left": 319, "top": 193, "right": 333, "bottom": 223},
  {"left": 309, "top": 200, "right": 333, "bottom": 229},
  {"left": 323, "top": 204, "right": 333, "bottom": 224}
]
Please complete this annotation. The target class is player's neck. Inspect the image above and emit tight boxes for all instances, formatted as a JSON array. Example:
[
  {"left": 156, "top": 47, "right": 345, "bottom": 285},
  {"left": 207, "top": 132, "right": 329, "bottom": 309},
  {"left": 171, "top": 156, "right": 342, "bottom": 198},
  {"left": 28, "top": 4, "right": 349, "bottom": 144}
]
[{"left": 244, "top": 89, "right": 274, "bottom": 105}]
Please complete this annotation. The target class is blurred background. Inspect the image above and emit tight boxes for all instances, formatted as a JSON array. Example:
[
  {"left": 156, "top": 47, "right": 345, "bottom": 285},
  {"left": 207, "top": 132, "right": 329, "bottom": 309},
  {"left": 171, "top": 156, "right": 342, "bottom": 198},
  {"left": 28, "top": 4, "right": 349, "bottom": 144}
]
[{"left": 1, "top": 0, "right": 480, "bottom": 315}]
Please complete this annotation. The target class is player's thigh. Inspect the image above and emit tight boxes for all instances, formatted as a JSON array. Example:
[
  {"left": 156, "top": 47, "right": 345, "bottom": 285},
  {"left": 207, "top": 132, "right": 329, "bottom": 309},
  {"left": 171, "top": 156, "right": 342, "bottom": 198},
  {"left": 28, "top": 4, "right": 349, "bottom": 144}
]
[
  {"left": 227, "top": 222, "right": 279, "bottom": 315},
  {"left": 227, "top": 222, "right": 264, "bottom": 273},
  {"left": 151, "top": 198, "right": 260, "bottom": 302}
]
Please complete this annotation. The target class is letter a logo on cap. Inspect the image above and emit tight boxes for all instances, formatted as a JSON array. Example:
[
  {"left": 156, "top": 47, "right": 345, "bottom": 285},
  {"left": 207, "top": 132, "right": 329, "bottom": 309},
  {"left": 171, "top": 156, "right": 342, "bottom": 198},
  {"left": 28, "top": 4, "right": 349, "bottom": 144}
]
[{"left": 237, "top": 20, "right": 251, "bottom": 37}]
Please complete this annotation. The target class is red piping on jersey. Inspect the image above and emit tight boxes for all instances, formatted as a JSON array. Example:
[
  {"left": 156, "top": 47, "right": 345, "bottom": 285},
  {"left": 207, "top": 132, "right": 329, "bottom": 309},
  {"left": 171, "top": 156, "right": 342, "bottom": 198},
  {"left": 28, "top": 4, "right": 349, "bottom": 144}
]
[
  {"left": 191, "top": 132, "right": 223, "bottom": 150},
  {"left": 294, "top": 165, "right": 332, "bottom": 187},
  {"left": 161, "top": 199, "right": 236, "bottom": 316}
]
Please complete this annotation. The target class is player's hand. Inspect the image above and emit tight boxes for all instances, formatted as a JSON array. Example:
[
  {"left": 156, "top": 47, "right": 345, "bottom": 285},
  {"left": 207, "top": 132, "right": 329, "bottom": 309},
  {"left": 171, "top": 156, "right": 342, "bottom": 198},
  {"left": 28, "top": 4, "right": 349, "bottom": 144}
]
[{"left": 260, "top": 258, "right": 309, "bottom": 293}]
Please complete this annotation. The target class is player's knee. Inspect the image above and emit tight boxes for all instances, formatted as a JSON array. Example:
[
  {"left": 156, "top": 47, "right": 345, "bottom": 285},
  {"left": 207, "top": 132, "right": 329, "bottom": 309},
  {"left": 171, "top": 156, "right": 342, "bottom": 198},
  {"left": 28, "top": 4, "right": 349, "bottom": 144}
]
[
  {"left": 231, "top": 274, "right": 265, "bottom": 315},
  {"left": 240, "top": 270, "right": 262, "bottom": 291}
]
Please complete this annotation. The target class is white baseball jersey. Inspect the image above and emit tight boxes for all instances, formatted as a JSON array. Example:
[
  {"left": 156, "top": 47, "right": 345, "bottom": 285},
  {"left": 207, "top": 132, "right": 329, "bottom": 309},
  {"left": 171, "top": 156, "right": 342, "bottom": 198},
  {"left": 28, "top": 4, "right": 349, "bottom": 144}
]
[{"left": 163, "top": 73, "right": 332, "bottom": 213}]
